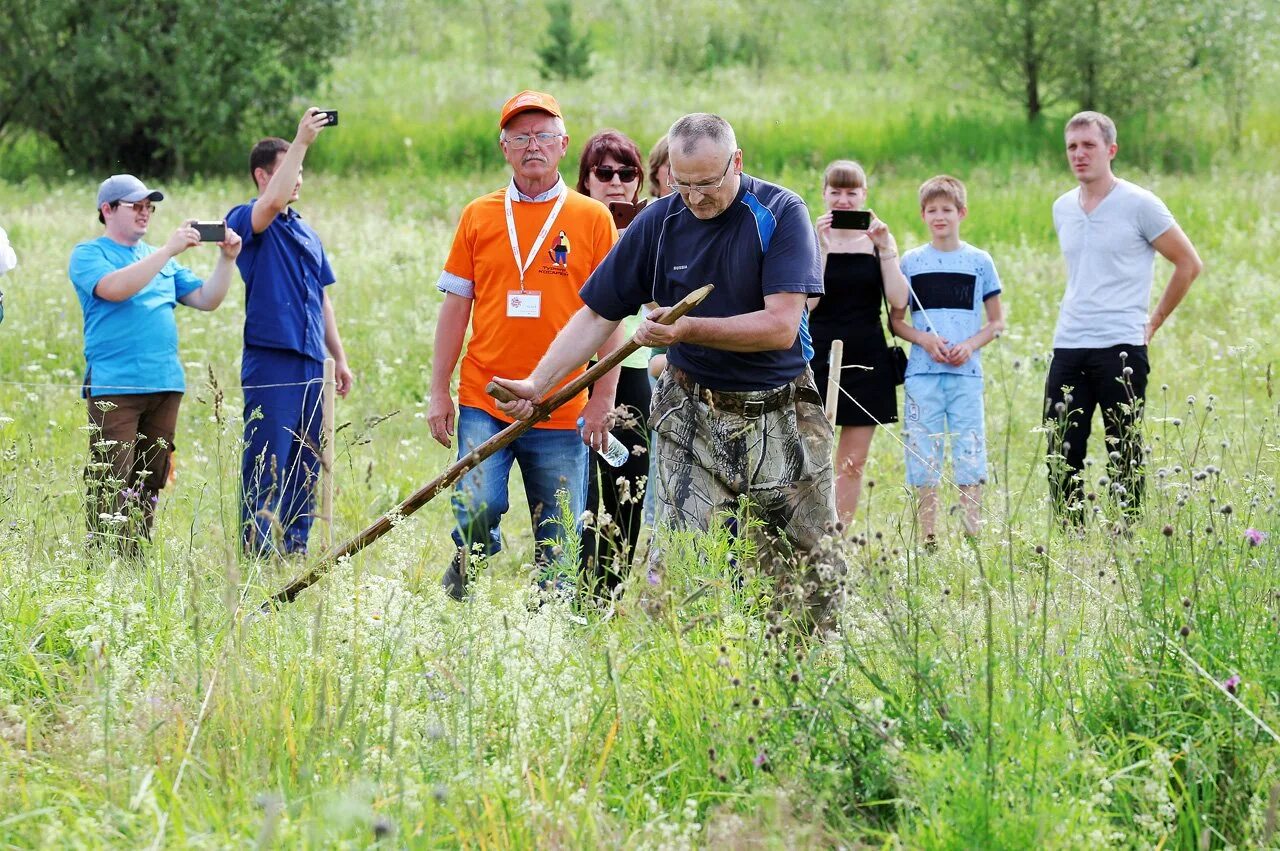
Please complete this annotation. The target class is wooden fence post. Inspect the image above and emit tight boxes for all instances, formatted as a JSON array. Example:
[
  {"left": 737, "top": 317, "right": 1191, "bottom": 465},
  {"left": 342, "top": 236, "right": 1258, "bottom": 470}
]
[
  {"left": 825, "top": 339, "right": 843, "bottom": 425},
  {"left": 322, "top": 357, "right": 336, "bottom": 550}
]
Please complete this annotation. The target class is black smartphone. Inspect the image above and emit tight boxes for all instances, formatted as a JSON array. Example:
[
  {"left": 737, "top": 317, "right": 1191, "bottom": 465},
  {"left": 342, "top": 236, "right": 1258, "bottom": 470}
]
[
  {"left": 193, "top": 221, "right": 226, "bottom": 242},
  {"left": 608, "top": 198, "right": 647, "bottom": 229},
  {"left": 319, "top": 109, "right": 339, "bottom": 126},
  {"left": 831, "top": 209, "right": 871, "bottom": 230}
]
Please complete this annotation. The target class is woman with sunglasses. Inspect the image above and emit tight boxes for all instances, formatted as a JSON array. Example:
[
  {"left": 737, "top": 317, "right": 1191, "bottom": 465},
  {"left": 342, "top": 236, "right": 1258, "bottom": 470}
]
[
  {"left": 809, "top": 159, "right": 910, "bottom": 527},
  {"left": 574, "top": 129, "right": 650, "bottom": 596}
]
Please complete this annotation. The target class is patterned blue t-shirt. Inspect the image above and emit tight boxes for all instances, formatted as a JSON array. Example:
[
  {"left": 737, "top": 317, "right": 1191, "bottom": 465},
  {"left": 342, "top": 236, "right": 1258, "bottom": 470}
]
[{"left": 900, "top": 242, "right": 1002, "bottom": 378}]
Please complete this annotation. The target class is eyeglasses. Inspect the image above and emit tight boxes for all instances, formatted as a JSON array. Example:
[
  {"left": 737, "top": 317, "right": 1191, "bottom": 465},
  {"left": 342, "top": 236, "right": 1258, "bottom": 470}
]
[
  {"left": 667, "top": 154, "right": 735, "bottom": 195},
  {"left": 503, "top": 132, "right": 565, "bottom": 149},
  {"left": 118, "top": 201, "right": 157, "bottom": 214},
  {"left": 591, "top": 165, "right": 639, "bottom": 183}
]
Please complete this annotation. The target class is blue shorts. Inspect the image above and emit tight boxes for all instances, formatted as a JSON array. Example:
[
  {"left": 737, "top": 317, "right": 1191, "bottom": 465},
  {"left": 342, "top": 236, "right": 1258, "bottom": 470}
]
[{"left": 903, "top": 374, "right": 987, "bottom": 487}]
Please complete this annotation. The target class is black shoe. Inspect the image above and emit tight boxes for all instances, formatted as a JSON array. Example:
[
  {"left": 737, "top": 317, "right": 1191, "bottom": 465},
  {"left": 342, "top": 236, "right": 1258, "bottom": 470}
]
[{"left": 441, "top": 550, "right": 468, "bottom": 601}]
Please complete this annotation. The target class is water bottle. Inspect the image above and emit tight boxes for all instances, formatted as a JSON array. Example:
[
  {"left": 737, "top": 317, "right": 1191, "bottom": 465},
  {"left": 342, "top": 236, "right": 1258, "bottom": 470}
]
[{"left": 577, "top": 416, "right": 629, "bottom": 468}]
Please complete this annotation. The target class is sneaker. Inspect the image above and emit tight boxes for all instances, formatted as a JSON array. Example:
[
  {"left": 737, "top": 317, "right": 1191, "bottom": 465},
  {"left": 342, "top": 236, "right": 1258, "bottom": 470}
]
[{"left": 441, "top": 550, "right": 468, "bottom": 601}]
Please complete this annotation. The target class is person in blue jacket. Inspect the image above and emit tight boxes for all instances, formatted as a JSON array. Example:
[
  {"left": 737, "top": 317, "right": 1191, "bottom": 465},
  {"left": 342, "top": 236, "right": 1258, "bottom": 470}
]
[{"left": 226, "top": 108, "right": 354, "bottom": 557}]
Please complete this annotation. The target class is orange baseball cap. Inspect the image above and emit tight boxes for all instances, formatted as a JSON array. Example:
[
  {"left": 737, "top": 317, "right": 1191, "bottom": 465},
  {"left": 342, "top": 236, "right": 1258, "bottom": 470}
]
[{"left": 499, "top": 90, "right": 562, "bottom": 128}]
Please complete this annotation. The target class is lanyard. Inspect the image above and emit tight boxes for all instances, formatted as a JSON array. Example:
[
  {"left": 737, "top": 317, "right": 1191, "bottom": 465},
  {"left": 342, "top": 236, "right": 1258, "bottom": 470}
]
[{"left": 504, "top": 183, "right": 568, "bottom": 292}]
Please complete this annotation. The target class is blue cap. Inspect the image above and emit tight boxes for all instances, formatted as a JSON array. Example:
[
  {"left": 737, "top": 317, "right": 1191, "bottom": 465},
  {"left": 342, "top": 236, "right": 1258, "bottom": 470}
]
[{"left": 96, "top": 174, "right": 164, "bottom": 209}]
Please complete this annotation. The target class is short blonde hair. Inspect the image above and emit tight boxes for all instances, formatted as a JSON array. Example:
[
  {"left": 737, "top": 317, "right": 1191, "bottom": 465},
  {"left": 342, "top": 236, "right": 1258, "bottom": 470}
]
[
  {"left": 647, "top": 134, "right": 670, "bottom": 199},
  {"left": 823, "top": 159, "right": 866, "bottom": 190},
  {"left": 918, "top": 175, "right": 967, "bottom": 210},
  {"left": 1065, "top": 111, "right": 1117, "bottom": 147}
]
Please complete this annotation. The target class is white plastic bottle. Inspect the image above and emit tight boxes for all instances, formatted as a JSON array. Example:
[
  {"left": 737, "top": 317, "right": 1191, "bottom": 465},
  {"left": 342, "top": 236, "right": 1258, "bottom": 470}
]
[{"left": 577, "top": 416, "right": 629, "bottom": 468}]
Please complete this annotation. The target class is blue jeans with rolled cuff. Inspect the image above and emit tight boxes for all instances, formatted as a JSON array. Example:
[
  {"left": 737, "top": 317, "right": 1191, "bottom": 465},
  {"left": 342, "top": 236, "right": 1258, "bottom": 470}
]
[{"left": 450, "top": 405, "right": 589, "bottom": 565}]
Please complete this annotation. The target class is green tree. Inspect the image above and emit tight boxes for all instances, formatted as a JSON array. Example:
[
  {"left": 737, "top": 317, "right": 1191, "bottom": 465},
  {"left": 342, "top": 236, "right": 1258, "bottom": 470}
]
[
  {"left": 0, "top": 0, "right": 350, "bottom": 176},
  {"left": 1193, "top": 0, "right": 1280, "bottom": 148},
  {"left": 1057, "top": 0, "right": 1196, "bottom": 116},
  {"left": 537, "top": 0, "right": 593, "bottom": 81},
  {"left": 945, "top": 0, "right": 1074, "bottom": 121},
  {"left": 946, "top": 0, "right": 1196, "bottom": 122}
]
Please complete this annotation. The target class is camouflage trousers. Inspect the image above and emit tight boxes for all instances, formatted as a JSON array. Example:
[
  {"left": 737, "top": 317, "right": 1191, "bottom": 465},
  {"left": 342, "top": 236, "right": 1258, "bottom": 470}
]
[{"left": 648, "top": 367, "right": 847, "bottom": 634}]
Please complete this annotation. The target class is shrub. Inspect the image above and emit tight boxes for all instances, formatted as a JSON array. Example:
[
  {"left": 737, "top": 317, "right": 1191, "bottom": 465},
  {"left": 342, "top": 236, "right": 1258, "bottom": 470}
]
[{"left": 0, "top": 0, "right": 351, "bottom": 177}]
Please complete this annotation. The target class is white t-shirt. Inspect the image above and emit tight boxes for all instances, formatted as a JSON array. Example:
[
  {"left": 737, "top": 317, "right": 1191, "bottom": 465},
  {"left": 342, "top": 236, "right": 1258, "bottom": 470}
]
[
  {"left": 1051, "top": 178, "right": 1175, "bottom": 348},
  {"left": 0, "top": 226, "right": 15, "bottom": 275}
]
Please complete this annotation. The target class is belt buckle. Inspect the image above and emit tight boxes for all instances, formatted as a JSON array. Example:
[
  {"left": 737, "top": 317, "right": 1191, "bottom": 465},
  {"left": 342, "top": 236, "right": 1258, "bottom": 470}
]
[{"left": 742, "top": 399, "right": 765, "bottom": 419}]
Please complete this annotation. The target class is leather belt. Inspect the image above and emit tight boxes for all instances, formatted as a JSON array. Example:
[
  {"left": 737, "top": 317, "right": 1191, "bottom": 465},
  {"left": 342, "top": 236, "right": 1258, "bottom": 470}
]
[{"left": 669, "top": 367, "right": 817, "bottom": 418}]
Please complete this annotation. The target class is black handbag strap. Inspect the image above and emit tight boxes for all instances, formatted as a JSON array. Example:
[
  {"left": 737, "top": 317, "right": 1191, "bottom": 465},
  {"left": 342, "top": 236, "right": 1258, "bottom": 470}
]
[{"left": 874, "top": 246, "right": 900, "bottom": 341}]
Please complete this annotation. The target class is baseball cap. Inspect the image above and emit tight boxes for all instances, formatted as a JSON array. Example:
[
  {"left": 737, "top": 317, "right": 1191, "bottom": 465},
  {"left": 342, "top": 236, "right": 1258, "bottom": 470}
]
[
  {"left": 96, "top": 174, "right": 164, "bottom": 208},
  {"left": 499, "top": 91, "right": 562, "bottom": 129}
]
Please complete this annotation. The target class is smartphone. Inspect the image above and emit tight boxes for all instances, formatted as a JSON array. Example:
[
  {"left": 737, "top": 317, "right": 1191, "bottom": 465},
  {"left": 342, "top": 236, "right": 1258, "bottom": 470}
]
[
  {"left": 319, "top": 109, "right": 339, "bottom": 126},
  {"left": 192, "top": 221, "right": 226, "bottom": 242},
  {"left": 831, "top": 209, "right": 871, "bottom": 230},
  {"left": 608, "top": 198, "right": 647, "bottom": 229}
]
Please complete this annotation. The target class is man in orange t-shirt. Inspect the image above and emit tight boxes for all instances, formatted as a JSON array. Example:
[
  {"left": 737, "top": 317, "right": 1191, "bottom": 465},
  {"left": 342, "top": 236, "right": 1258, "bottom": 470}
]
[{"left": 428, "top": 90, "right": 621, "bottom": 600}]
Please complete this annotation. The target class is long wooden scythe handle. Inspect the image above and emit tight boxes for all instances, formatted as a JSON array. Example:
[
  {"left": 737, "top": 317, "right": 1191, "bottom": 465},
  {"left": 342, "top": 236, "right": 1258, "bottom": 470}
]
[{"left": 263, "top": 284, "right": 714, "bottom": 608}]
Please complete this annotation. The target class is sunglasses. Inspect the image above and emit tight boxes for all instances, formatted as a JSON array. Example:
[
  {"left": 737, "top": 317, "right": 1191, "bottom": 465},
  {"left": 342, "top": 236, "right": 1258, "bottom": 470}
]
[{"left": 591, "top": 165, "right": 639, "bottom": 183}]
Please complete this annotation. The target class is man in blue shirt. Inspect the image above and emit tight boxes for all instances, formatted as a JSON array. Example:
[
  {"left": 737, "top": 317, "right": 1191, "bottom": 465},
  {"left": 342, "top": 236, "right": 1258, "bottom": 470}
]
[
  {"left": 226, "top": 108, "right": 354, "bottom": 558},
  {"left": 492, "top": 113, "right": 846, "bottom": 635},
  {"left": 70, "top": 174, "right": 242, "bottom": 553}
]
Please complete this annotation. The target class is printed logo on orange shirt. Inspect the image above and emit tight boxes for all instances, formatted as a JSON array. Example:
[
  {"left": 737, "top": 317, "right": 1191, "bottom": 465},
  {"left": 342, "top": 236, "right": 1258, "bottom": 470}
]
[{"left": 547, "top": 230, "right": 571, "bottom": 267}]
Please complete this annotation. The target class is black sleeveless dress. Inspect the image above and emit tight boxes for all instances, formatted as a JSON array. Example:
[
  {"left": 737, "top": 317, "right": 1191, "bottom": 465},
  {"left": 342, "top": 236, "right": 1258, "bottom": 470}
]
[{"left": 809, "top": 251, "right": 899, "bottom": 426}]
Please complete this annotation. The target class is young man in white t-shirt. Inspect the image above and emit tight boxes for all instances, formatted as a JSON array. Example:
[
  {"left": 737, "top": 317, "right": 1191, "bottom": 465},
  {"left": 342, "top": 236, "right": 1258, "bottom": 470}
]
[
  {"left": 1044, "top": 111, "right": 1202, "bottom": 522},
  {"left": 0, "top": 226, "right": 16, "bottom": 276}
]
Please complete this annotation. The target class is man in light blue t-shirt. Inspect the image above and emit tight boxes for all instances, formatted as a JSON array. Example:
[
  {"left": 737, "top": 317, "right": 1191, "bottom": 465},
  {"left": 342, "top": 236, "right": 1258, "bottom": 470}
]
[
  {"left": 891, "top": 175, "right": 1005, "bottom": 544},
  {"left": 69, "top": 174, "right": 241, "bottom": 552},
  {"left": 1044, "top": 112, "right": 1202, "bottom": 522}
]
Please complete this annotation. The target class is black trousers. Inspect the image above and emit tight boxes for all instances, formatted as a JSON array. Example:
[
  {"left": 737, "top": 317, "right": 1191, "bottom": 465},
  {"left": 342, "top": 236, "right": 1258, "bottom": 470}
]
[
  {"left": 1042, "top": 345, "right": 1149, "bottom": 519},
  {"left": 581, "top": 365, "right": 652, "bottom": 594}
]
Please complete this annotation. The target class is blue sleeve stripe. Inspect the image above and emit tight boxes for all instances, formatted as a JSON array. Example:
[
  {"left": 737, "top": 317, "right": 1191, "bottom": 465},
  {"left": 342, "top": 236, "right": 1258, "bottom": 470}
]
[
  {"left": 799, "top": 309, "right": 814, "bottom": 361},
  {"left": 740, "top": 192, "right": 777, "bottom": 253}
]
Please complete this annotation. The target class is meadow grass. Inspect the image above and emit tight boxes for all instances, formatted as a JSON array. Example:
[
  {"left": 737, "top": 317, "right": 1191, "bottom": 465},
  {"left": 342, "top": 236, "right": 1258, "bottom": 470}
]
[{"left": 3, "top": 68, "right": 1280, "bottom": 847}]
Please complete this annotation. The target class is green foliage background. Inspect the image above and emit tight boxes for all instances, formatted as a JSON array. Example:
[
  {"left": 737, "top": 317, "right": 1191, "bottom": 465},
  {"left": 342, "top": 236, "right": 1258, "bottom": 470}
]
[
  {"left": 0, "top": 0, "right": 350, "bottom": 176},
  {"left": 2, "top": 1, "right": 1280, "bottom": 847}
]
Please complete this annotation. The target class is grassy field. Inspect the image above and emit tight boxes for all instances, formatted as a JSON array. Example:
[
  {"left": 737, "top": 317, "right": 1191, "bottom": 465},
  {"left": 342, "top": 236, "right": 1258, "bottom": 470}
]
[{"left": 3, "top": 56, "right": 1280, "bottom": 847}]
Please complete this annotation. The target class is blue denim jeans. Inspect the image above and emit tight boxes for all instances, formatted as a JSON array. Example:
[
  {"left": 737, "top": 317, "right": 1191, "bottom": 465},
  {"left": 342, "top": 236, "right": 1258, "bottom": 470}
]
[{"left": 451, "top": 406, "right": 588, "bottom": 563}]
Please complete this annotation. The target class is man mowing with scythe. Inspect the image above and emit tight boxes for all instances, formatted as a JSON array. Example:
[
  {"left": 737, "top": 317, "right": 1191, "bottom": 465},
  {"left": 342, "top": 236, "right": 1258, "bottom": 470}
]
[{"left": 494, "top": 113, "right": 847, "bottom": 635}]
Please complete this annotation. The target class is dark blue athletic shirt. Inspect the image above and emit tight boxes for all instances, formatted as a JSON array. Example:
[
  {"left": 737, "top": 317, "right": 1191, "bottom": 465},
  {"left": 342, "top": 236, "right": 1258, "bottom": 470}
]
[{"left": 579, "top": 174, "right": 822, "bottom": 392}]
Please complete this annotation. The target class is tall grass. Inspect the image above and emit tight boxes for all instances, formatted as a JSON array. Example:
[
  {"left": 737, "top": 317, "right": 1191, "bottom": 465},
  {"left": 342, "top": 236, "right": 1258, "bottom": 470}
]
[
  {"left": 302, "top": 57, "right": 1280, "bottom": 179},
  {"left": 6, "top": 53, "right": 1280, "bottom": 183},
  {"left": 2, "top": 159, "right": 1280, "bottom": 846}
]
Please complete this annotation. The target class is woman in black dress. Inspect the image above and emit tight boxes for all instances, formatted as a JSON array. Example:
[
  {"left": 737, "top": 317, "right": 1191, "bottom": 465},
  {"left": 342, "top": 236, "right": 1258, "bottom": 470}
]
[
  {"left": 576, "top": 130, "right": 652, "bottom": 596},
  {"left": 808, "top": 160, "right": 910, "bottom": 526}
]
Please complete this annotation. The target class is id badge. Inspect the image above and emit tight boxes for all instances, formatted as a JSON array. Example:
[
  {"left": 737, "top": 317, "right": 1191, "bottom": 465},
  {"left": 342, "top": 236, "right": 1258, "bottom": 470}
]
[{"left": 507, "top": 290, "right": 541, "bottom": 318}]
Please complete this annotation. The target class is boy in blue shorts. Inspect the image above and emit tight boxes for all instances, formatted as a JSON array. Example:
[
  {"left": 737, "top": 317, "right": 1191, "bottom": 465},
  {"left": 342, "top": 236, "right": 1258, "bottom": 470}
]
[{"left": 890, "top": 176, "right": 1005, "bottom": 544}]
